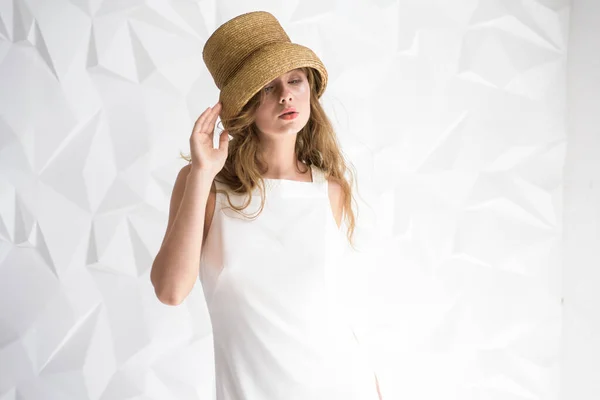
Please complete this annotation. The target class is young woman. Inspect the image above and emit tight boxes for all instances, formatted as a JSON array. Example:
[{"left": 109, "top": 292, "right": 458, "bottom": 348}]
[{"left": 151, "top": 11, "right": 382, "bottom": 400}]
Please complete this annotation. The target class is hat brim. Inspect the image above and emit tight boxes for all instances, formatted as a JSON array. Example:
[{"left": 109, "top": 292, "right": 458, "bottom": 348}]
[{"left": 219, "top": 42, "right": 328, "bottom": 121}]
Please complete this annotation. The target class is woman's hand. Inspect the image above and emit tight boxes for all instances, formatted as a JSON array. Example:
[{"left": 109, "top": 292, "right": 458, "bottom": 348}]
[{"left": 189, "top": 101, "right": 229, "bottom": 178}]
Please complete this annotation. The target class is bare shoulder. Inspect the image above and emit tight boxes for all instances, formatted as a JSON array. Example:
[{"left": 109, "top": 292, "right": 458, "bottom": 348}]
[{"left": 326, "top": 177, "right": 344, "bottom": 228}]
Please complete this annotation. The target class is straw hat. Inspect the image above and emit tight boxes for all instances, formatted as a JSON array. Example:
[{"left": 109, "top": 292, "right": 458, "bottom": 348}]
[{"left": 202, "top": 11, "right": 328, "bottom": 122}]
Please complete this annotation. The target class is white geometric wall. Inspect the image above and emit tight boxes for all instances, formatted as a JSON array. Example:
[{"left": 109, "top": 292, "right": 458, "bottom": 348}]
[
  {"left": 562, "top": 0, "right": 600, "bottom": 399},
  {"left": 0, "top": 0, "right": 591, "bottom": 399}
]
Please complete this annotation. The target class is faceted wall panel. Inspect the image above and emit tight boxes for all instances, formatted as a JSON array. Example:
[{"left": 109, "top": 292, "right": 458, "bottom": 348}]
[{"left": 0, "top": 1, "right": 574, "bottom": 399}]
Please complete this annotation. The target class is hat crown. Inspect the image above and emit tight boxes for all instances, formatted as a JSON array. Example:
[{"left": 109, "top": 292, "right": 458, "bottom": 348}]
[
  {"left": 201, "top": 11, "right": 328, "bottom": 121},
  {"left": 203, "top": 11, "right": 291, "bottom": 90}
]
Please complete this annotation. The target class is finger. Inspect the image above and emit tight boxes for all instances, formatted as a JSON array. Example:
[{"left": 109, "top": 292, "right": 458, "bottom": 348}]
[
  {"left": 218, "top": 130, "right": 229, "bottom": 153},
  {"left": 209, "top": 102, "right": 222, "bottom": 128},
  {"left": 192, "top": 106, "right": 212, "bottom": 135},
  {"left": 193, "top": 106, "right": 211, "bottom": 131},
  {"left": 211, "top": 103, "right": 224, "bottom": 140},
  {"left": 200, "top": 102, "right": 222, "bottom": 136},
  {"left": 218, "top": 129, "right": 229, "bottom": 147}
]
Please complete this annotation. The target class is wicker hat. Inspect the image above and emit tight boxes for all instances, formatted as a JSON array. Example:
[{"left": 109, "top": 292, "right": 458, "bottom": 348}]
[{"left": 202, "top": 11, "right": 328, "bottom": 122}]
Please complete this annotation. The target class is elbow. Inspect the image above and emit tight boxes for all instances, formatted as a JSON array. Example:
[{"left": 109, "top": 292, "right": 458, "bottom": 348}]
[
  {"left": 151, "top": 256, "right": 195, "bottom": 306},
  {"left": 158, "top": 292, "right": 183, "bottom": 306},
  {"left": 151, "top": 265, "right": 184, "bottom": 306},
  {"left": 154, "top": 284, "right": 184, "bottom": 306}
]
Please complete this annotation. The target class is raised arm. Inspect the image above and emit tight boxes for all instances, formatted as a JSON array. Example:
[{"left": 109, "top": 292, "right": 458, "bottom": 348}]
[
  {"left": 150, "top": 101, "right": 228, "bottom": 305},
  {"left": 150, "top": 165, "right": 215, "bottom": 305}
]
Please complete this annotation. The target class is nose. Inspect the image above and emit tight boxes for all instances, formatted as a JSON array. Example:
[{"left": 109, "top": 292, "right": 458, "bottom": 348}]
[
  {"left": 278, "top": 84, "right": 294, "bottom": 103},
  {"left": 280, "top": 92, "right": 292, "bottom": 103}
]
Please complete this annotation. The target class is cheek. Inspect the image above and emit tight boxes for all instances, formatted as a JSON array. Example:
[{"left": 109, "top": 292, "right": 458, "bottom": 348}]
[
  {"left": 254, "top": 106, "right": 275, "bottom": 129},
  {"left": 254, "top": 104, "right": 269, "bottom": 122},
  {"left": 300, "top": 84, "right": 311, "bottom": 103},
  {"left": 297, "top": 83, "right": 309, "bottom": 97}
]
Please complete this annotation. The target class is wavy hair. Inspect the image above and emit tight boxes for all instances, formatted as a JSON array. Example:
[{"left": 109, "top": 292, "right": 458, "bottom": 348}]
[{"left": 180, "top": 67, "right": 358, "bottom": 248}]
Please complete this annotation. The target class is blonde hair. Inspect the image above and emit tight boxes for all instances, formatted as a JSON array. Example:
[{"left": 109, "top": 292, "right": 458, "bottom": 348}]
[{"left": 180, "top": 67, "right": 358, "bottom": 248}]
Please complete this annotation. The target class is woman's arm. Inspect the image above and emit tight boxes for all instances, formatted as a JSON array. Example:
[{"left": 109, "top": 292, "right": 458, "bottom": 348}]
[{"left": 150, "top": 165, "right": 215, "bottom": 305}]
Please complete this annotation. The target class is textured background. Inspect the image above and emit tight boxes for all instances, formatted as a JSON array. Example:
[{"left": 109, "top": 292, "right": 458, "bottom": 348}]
[
  {"left": 1, "top": 0, "right": 594, "bottom": 399},
  {"left": 562, "top": 0, "right": 600, "bottom": 399}
]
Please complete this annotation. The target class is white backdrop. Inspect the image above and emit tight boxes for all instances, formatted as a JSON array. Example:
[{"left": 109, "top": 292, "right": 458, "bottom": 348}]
[
  {"left": 562, "top": 0, "right": 600, "bottom": 399},
  {"left": 0, "top": 0, "right": 593, "bottom": 399}
]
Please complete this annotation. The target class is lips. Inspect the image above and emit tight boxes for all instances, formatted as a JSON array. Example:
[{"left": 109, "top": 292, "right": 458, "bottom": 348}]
[
  {"left": 279, "top": 107, "right": 297, "bottom": 116},
  {"left": 279, "top": 111, "right": 299, "bottom": 120},
  {"left": 279, "top": 111, "right": 298, "bottom": 118}
]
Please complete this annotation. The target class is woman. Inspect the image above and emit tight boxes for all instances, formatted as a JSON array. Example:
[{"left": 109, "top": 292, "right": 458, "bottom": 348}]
[{"left": 151, "top": 11, "right": 382, "bottom": 400}]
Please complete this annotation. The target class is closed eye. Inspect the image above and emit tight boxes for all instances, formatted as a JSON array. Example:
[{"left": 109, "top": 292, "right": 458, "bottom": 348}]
[{"left": 264, "top": 79, "right": 303, "bottom": 93}]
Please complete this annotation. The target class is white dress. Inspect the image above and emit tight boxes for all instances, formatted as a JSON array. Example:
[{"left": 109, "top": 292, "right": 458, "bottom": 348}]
[{"left": 199, "top": 164, "right": 378, "bottom": 400}]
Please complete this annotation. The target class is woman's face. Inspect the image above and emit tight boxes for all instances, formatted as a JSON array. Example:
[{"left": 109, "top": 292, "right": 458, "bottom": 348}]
[{"left": 254, "top": 68, "right": 311, "bottom": 137}]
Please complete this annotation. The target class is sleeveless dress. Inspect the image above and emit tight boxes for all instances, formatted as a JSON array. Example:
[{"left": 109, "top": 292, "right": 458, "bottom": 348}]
[{"left": 199, "top": 164, "right": 379, "bottom": 400}]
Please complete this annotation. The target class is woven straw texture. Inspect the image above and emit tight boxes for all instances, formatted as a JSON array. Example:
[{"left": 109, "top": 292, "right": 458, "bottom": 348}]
[{"left": 202, "top": 11, "right": 328, "bottom": 121}]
